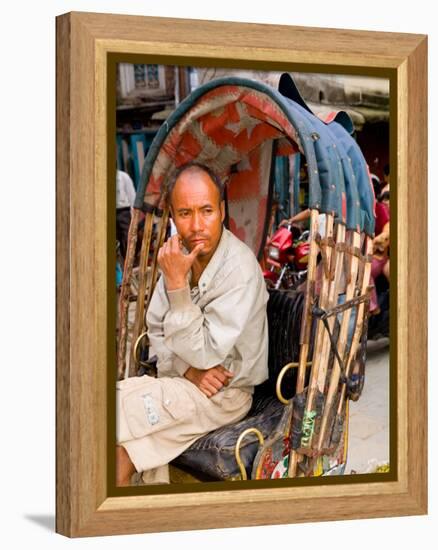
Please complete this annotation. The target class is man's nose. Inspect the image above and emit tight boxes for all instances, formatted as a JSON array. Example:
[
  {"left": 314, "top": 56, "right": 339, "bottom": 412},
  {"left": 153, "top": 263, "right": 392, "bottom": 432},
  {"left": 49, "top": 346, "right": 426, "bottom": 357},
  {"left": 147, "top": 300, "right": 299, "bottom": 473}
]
[{"left": 190, "top": 211, "right": 203, "bottom": 232}]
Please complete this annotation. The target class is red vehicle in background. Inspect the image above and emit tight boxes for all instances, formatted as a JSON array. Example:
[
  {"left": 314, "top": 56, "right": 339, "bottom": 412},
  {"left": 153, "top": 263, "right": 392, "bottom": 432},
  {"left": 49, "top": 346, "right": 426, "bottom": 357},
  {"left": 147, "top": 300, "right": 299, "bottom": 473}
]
[{"left": 263, "top": 224, "right": 310, "bottom": 290}]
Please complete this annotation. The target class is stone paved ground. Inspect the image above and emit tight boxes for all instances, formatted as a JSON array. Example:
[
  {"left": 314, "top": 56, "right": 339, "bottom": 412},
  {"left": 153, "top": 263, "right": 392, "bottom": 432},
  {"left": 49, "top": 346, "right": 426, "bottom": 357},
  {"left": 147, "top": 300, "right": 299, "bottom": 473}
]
[{"left": 345, "top": 338, "right": 390, "bottom": 474}]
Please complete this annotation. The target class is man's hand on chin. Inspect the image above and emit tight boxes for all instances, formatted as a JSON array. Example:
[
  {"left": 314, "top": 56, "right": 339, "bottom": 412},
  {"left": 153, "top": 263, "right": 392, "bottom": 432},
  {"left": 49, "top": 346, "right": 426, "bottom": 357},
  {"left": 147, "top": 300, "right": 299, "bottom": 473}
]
[
  {"left": 184, "top": 365, "right": 234, "bottom": 397},
  {"left": 157, "top": 234, "right": 204, "bottom": 291}
]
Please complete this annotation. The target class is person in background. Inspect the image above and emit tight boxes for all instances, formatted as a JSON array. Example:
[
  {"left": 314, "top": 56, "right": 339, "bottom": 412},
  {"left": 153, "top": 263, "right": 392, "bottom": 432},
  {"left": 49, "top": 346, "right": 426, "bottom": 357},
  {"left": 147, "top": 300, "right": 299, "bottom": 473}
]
[
  {"left": 370, "top": 174, "right": 390, "bottom": 313},
  {"left": 380, "top": 190, "right": 390, "bottom": 211},
  {"left": 372, "top": 174, "right": 390, "bottom": 239},
  {"left": 279, "top": 208, "right": 326, "bottom": 238},
  {"left": 116, "top": 169, "right": 136, "bottom": 261},
  {"left": 381, "top": 163, "right": 390, "bottom": 195}
]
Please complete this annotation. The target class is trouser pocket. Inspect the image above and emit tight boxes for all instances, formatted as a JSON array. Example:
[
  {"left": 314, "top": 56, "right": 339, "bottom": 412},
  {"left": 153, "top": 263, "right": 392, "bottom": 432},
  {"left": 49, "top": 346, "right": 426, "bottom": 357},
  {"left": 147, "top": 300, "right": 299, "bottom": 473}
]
[{"left": 121, "top": 377, "right": 194, "bottom": 439}]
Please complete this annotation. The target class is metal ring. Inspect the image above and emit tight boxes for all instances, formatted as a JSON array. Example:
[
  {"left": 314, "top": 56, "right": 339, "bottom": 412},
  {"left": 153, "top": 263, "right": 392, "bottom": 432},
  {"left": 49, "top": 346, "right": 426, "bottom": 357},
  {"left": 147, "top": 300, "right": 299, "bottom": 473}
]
[
  {"left": 276, "top": 362, "right": 312, "bottom": 405},
  {"left": 235, "top": 428, "right": 265, "bottom": 481},
  {"left": 133, "top": 331, "right": 149, "bottom": 366}
]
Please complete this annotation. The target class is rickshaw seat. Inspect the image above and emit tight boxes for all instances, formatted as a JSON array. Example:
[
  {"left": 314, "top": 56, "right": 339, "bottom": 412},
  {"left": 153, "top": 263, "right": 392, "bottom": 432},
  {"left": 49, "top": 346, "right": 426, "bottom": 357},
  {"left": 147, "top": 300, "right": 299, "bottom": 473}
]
[{"left": 172, "top": 289, "right": 309, "bottom": 480}]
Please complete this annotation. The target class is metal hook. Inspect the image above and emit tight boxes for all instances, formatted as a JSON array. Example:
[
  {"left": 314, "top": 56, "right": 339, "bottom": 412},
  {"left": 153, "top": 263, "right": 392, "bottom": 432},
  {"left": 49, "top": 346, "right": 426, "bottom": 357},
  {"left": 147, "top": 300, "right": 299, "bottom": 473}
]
[
  {"left": 133, "top": 331, "right": 149, "bottom": 366},
  {"left": 276, "top": 362, "right": 312, "bottom": 404},
  {"left": 235, "top": 428, "right": 265, "bottom": 480}
]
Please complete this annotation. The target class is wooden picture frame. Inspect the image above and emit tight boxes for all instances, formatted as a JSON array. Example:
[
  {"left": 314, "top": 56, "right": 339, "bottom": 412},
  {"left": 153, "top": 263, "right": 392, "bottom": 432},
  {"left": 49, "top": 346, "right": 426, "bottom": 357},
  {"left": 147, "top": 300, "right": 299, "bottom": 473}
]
[{"left": 56, "top": 11, "right": 427, "bottom": 537}]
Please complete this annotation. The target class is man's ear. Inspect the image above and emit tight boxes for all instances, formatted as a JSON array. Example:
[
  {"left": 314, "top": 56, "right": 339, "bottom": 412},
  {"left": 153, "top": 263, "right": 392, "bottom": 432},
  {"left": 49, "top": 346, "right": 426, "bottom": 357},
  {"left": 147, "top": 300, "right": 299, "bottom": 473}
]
[{"left": 220, "top": 200, "right": 225, "bottom": 222}]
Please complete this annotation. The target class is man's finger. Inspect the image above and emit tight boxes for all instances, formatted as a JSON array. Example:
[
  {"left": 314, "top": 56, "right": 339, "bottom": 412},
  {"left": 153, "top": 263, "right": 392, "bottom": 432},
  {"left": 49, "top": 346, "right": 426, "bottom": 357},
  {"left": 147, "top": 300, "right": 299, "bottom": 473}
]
[
  {"left": 201, "top": 381, "right": 218, "bottom": 396},
  {"left": 160, "top": 241, "right": 168, "bottom": 256},
  {"left": 200, "top": 387, "right": 212, "bottom": 398},
  {"left": 213, "top": 371, "right": 230, "bottom": 387},
  {"left": 217, "top": 366, "right": 234, "bottom": 377},
  {"left": 206, "top": 375, "right": 223, "bottom": 390},
  {"left": 211, "top": 371, "right": 227, "bottom": 384},
  {"left": 157, "top": 248, "right": 164, "bottom": 267},
  {"left": 188, "top": 242, "right": 204, "bottom": 260},
  {"left": 211, "top": 368, "right": 233, "bottom": 384},
  {"left": 170, "top": 234, "right": 182, "bottom": 253}
]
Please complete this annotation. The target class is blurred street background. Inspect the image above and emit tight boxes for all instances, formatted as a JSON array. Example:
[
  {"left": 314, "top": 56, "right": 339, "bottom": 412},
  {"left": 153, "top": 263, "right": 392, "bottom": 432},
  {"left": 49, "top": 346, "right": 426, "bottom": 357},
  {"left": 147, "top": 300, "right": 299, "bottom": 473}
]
[{"left": 346, "top": 339, "right": 390, "bottom": 473}]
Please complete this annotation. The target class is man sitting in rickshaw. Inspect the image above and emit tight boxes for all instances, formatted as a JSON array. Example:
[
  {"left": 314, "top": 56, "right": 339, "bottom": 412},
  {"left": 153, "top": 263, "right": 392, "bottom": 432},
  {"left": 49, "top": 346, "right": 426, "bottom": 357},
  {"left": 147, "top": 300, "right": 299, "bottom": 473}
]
[{"left": 116, "top": 163, "right": 269, "bottom": 485}]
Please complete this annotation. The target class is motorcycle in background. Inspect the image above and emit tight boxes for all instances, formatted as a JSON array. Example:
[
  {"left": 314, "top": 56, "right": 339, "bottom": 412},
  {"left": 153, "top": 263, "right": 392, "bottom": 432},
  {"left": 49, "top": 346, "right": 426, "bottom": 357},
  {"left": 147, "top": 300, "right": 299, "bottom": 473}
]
[
  {"left": 263, "top": 224, "right": 309, "bottom": 290},
  {"left": 264, "top": 220, "right": 390, "bottom": 341}
]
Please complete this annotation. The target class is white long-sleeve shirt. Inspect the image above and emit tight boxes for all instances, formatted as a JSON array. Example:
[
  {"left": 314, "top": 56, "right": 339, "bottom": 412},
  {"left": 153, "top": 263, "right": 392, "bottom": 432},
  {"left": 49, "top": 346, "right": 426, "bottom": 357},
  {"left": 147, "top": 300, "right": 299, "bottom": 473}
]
[
  {"left": 116, "top": 170, "right": 136, "bottom": 208},
  {"left": 146, "top": 228, "right": 269, "bottom": 394}
]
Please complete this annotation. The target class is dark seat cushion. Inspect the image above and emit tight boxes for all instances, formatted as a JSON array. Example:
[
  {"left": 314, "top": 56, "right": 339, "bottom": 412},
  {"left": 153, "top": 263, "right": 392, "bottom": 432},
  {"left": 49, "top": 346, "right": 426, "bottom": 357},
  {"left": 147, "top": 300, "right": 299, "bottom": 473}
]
[
  {"left": 173, "top": 391, "right": 285, "bottom": 480},
  {"left": 173, "top": 289, "right": 313, "bottom": 480}
]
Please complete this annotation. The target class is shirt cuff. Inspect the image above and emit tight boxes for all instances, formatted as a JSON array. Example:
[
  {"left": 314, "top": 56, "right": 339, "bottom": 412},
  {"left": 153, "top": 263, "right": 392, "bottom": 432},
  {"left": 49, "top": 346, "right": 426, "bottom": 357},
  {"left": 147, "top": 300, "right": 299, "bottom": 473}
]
[
  {"left": 156, "top": 354, "right": 190, "bottom": 378},
  {"left": 172, "top": 355, "right": 191, "bottom": 377},
  {"left": 166, "top": 285, "right": 192, "bottom": 311}
]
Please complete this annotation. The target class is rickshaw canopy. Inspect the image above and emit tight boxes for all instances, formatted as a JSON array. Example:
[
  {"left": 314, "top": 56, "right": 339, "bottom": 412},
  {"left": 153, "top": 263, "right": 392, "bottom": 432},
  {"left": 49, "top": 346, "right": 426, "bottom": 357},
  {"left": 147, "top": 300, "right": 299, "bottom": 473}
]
[{"left": 134, "top": 76, "right": 375, "bottom": 258}]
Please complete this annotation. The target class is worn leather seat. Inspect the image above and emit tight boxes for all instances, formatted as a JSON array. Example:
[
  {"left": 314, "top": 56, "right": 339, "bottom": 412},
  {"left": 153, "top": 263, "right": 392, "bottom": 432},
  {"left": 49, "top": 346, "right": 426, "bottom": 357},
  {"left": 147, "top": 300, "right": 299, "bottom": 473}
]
[{"left": 173, "top": 289, "right": 313, "bottom": 480}]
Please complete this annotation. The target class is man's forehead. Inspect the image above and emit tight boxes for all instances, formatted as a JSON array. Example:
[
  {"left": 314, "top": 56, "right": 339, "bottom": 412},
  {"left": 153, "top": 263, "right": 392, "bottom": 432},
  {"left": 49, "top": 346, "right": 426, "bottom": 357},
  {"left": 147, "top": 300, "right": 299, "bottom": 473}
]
[
  {"left": 173, "top": 194, "right": 217, "bottom": 210},
  {"left": 175, "top": 167, "right": 215, "bottom": 187},
  {"left": 171, "top": 171, "right": 220, "bottom": 205}
]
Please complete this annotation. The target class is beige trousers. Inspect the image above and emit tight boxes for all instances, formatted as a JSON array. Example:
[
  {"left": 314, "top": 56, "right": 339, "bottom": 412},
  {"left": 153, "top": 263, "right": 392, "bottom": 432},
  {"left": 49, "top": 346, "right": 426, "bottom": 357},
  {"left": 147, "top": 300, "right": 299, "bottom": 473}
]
[{"left": 117, "top": 375, "right": 252, "bottom": 483}]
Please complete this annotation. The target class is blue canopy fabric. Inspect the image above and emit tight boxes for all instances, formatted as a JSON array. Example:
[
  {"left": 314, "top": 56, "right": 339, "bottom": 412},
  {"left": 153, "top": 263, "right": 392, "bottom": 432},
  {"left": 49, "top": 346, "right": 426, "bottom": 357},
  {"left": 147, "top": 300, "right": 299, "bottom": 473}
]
[{"left": 278, "top": 72, "right": 375, "bottom": 235}]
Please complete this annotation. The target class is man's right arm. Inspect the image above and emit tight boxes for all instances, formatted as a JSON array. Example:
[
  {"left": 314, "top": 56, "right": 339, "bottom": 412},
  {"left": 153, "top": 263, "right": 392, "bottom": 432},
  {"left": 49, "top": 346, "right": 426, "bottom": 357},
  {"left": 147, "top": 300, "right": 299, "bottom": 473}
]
[{"left": 146, "top": 277, "right": 191, "bottom": 377}]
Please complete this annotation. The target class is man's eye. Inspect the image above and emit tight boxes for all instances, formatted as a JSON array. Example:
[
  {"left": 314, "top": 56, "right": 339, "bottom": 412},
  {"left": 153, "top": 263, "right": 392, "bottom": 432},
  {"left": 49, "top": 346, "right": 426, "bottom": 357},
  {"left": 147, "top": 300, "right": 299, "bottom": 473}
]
[{"left": 204, "top": 209, "right": 213, "bottom": 214}]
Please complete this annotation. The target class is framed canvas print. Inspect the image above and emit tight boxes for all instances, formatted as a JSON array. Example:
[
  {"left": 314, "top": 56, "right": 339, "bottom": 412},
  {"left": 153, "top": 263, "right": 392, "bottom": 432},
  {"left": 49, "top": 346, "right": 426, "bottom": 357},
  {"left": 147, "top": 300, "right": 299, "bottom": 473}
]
[{"left": 56, "top": 11, "right": 427, "bottom": 537}]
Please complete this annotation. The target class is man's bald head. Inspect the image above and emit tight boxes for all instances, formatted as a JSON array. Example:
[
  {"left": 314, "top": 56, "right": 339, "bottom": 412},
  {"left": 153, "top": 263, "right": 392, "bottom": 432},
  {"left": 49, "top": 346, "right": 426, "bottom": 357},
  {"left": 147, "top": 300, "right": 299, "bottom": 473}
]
[{"left": 165, "top": 163, "right": 224, "bottom": 208}]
